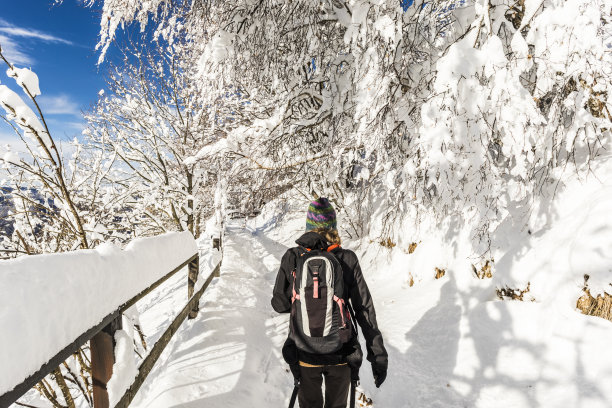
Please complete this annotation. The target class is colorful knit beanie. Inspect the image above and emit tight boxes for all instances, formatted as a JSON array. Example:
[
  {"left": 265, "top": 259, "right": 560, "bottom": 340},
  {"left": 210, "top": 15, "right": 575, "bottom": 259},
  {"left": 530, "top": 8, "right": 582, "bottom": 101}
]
[{"left": 306, "top": 197, "right": 337, "bottom": 231}]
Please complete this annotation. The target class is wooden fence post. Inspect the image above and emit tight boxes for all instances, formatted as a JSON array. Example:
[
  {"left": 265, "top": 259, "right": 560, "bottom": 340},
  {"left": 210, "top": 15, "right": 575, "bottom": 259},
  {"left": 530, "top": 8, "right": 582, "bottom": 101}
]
[
  {"left": 188, "top": 256, "right": 200, "bottom": 319},
  {"left": 214, "top": 234, "right": 221, "bottom": 277},
  {"left": 90, "top": 314, "right": 122, "bottom": 408}
]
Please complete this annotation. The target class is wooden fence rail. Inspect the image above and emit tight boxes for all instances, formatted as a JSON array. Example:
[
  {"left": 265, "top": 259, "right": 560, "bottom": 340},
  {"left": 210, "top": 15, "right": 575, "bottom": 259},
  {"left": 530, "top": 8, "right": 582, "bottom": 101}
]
[{"left": 0, "top": 237, "right": 222, "bottom": 408}]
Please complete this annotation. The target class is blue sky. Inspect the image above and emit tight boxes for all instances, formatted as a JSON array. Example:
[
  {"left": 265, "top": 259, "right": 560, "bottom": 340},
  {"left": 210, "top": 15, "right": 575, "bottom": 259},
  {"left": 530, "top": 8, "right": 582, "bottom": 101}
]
[{"left": 0, "top": 0, "right": 105, "bottom": 148}]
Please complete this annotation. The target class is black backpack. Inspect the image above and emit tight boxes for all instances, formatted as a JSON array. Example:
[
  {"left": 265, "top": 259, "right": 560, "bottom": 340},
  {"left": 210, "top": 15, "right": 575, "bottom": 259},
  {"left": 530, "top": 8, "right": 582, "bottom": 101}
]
[{"left": 289, "top": 247, "right": 354, "bottom": 354}]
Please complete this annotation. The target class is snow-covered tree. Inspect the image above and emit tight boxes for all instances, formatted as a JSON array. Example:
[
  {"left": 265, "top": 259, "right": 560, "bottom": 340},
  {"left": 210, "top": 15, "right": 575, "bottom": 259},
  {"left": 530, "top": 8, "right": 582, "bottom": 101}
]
[
  {"left": 84, "top": 39, "right": 223, "bottom": 238},
  {"left": 0, "top": 45, "right": 93, "bottom": 254},
  {"left": 87, "top": 0, "right": 612, "bottom": 254}
]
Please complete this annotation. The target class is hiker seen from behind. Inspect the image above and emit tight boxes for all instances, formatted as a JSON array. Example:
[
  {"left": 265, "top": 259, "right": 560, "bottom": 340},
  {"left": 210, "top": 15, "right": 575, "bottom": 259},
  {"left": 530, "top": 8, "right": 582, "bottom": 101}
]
[{"left": 271, "top": 197, "right": 388, "bottom": 408}]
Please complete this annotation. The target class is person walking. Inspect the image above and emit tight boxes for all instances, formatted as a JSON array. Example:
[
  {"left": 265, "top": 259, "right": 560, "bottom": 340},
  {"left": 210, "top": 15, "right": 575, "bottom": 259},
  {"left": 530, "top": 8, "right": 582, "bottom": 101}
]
[{"left": 271, "top": 197, "right": 388, "bottom": 408}]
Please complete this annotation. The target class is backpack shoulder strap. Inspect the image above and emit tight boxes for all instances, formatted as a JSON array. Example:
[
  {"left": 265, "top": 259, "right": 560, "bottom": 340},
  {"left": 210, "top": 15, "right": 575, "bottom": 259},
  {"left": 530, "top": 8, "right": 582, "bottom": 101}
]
[
  {"left": 329, "top": 246, "right": 359, "bottom": 336},
  {"left": 296, "top": 245, "right": 311, "bottom": 255}
]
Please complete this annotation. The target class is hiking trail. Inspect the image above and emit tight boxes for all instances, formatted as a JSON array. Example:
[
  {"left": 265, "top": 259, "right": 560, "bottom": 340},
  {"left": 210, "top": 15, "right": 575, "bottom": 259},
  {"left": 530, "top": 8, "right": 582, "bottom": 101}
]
[{"left": 130, "top": 223, "right": 292, "bottom": 408}]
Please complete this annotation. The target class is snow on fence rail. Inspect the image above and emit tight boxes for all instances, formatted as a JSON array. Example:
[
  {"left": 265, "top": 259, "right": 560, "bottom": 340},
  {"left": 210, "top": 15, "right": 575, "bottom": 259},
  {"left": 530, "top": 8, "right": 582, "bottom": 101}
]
[{"left": 0, "top": 231, "right": 222, "bottom": 408}]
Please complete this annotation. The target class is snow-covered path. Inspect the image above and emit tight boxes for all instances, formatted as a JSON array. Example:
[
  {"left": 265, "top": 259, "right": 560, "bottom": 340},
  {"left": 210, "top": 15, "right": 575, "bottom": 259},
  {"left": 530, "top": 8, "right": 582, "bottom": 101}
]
[{"left": 130, "top": 225, "right": 293, "bottom": 408}]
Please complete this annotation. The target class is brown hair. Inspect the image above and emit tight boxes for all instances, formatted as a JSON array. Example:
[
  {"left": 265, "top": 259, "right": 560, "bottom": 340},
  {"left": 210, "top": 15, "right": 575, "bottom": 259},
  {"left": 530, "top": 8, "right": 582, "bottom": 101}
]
[{"left": 311, "top": 227, "right": 341, "bottom": 245}]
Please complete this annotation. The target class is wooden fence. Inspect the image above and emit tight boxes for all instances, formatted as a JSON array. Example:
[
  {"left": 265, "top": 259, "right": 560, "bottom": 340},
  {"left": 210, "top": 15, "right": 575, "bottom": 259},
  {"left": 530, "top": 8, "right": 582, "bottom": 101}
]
[{"left": 0, "top": 239, "right": 222, "bottom": 408}]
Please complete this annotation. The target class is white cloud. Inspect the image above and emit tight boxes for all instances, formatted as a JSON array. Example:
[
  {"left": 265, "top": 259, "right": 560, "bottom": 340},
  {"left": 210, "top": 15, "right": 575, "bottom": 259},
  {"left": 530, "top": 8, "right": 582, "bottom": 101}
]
[
  {"left": 0, "top": 34, "right": 34, "bottom": 66},
  {"left": 0, "top": 128, "right": 78, "bottom": 164},
  {"left": 0, "top": 28, "right": 73, "bottom": 46},
  {"left": 0, "top": 128, "right": 20, "bottom": 142},
  {"left": 63, "top": 121, "right": 86, "bottom": 131},
  {"left": 38, "top": 94, "right": 81, "bottom": 116},
  {"left": 0, "top": 128, "right": 28, "bottom": 154},
  {"left": 0, "top": 18, "right": 75, "bottom": 67},
  {"left": 0, "top": 18, "right": 73, "bottom": 45},
  {"left": 47, "top": 118, "right": 86, "bottom": 139},
  {"left": 0, "top": 92, "right": 84, "bottom": 153}
]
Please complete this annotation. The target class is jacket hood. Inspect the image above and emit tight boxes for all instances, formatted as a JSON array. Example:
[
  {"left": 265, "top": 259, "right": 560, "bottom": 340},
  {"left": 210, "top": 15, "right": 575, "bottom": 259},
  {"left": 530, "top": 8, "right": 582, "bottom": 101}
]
[{"left": 295, "top": 231, "right": 329, "bottom": 250}]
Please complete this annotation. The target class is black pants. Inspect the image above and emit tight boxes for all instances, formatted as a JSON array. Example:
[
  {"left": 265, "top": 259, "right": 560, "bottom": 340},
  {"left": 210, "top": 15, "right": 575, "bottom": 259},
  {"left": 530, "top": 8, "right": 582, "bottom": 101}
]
[{"left": 298, "top": 364, "right": 351, "bottom": 408}]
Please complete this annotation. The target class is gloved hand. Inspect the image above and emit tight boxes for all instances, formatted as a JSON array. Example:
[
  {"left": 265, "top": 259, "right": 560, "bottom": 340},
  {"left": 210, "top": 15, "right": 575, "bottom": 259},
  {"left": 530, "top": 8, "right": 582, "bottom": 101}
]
[
  {"left": 289, "top": 364, "right": 301, "bottom": 384},
  {"left": 372, "top": 361, "right": 387, "bottom": 388},
  {"left": 282, "top": 338, "right": 298, "bottom": 365},
  {"left": 346, "top": 341, "right": 363, "bottom": 382},
  {"left": 283, "top": 339, "right": 301, "bottom": 385}
]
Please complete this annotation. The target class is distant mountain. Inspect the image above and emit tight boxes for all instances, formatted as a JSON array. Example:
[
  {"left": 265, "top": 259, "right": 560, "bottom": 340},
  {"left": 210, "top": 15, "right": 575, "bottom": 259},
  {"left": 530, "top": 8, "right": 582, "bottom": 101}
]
[
  {"left": 0, "top": 187, "right": 57, "bottom": 239},
  {"left": 0, "top": 187, "right": 14, "bottom": 237}
]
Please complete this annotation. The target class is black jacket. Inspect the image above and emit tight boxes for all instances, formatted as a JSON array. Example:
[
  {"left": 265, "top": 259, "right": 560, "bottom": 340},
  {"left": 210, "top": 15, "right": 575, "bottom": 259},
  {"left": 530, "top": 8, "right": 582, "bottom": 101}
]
[{"left": 271, "top": 231, "right": 388, "bottom": 368}]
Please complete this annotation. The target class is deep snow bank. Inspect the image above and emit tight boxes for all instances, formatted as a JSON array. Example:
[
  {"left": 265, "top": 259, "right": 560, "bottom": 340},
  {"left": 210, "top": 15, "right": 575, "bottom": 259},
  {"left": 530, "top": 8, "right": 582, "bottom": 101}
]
[
  {"left": 0, "top": 231, "right": 197, "bottom": 396},
  {"left": 352, "top": 156, "right": 612, "bottom": 407},
  {"left": 493, "top": 156, "right": 612, "bottom": 307}
]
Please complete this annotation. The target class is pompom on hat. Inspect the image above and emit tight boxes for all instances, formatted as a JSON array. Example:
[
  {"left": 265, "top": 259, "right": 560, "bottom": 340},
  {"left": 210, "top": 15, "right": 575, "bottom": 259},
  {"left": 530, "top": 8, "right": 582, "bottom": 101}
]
[{"left": 305, "top": 197, "right": 337, "bottom": 231}]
